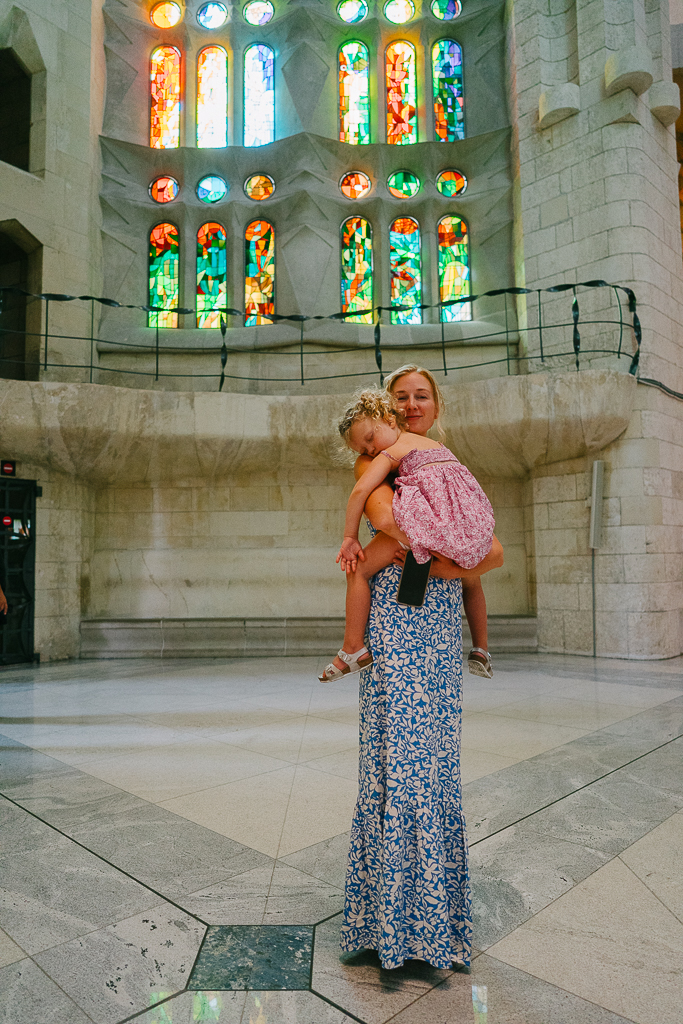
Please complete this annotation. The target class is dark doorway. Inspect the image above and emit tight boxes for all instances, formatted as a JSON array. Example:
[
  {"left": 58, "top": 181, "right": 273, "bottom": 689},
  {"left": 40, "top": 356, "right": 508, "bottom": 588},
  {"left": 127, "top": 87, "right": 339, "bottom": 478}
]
[
  {"left": 0, "top": 478, "right": 37, "bottom": 665},
  {"left": 0, "top": 49, "right": 31, "bottom": 172},
  {"left": 0, "top": 232, "right": 28, "bottom": 379}
]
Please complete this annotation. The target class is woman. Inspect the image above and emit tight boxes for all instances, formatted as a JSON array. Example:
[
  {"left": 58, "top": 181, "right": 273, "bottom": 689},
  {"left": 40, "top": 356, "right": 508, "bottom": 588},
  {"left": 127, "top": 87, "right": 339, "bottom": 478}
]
[{"left": 340, "top": 365, "right": 503, "bottom": 971}]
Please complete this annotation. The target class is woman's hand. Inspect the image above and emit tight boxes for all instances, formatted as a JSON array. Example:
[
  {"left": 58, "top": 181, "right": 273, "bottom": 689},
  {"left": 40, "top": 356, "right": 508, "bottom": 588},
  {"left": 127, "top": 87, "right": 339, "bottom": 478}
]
[
  {"left": 0, "top": 587, "right": 7, "bottom": 615},
  {"left": 337, "top": 537, "right": 365, "bottom": 574},
  {"left": 392, "top": 537, "right": 504, "bottom": 579}
]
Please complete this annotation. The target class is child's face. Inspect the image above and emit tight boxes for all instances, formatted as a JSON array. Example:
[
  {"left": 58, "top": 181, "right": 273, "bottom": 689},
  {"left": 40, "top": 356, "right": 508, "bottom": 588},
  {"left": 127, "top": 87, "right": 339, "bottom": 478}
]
[{"left": 348, "top": 416, "right": 399, "bottom": 457}]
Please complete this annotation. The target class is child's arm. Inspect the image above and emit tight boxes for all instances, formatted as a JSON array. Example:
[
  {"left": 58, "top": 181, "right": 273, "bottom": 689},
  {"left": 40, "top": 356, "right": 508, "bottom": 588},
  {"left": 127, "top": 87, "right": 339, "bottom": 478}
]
[
  {"left": 461, "top": 577, "right": 488, "bottom": 651},
  {"left": 337, "top": 453, "right": 396, "bottom": 569}
]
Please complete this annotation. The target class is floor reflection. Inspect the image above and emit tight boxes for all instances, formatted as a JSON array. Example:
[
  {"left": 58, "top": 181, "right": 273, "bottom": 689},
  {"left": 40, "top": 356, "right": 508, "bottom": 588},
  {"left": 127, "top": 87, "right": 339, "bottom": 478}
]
[{"left": 472, "top": 983, "right": 487, "bottom": 1021}]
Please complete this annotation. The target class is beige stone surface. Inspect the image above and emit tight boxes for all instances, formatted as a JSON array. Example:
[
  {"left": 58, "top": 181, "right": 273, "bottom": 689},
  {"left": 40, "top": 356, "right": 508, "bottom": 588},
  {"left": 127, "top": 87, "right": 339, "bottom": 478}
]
[{"left": 620, "top": 810, "right": 683, "bottom": 922}]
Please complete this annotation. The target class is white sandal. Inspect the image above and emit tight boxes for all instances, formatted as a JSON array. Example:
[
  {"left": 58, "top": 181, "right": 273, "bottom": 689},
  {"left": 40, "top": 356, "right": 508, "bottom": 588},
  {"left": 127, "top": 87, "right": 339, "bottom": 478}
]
[
  {"left": 468, "top": 647, "right": 493, "bottom": 678},
  {"left": 318, "top": 646, "right": 373, "bottom": 683}
]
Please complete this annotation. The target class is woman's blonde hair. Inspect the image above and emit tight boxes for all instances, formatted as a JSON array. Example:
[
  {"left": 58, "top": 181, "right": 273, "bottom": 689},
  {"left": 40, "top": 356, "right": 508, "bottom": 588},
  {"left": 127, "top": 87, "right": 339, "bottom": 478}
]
[
  {"left": 338, "top": 387, "right": 407, "bottom": 443},
  {"left": 383, "top": 364, "right": 446, "bottom": 438}
]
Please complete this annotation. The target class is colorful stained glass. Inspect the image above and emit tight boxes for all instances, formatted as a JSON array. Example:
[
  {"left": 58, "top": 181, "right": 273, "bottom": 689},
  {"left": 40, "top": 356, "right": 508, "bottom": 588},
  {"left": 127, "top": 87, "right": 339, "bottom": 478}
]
[
  {"left": 384, "top": 0, "right": 414, "bottom": 23},
  {"left": 337, "top": 0, "right": 368, "bottom": 23},
  {"left": 149, "top": 176, "right": 179, "bottom": 203},
  {"left": 148, "top": 223, "right": 179, "bottom": 328},
  {"left": 341, "top": 216, "right": 373, "bottom": 323},
  {"left": 197, "top": 2, "right": 228, "bottom": 28},
  {"left": 150, "top": 2, "right": 182, "bottom": 28},
  {"left": 389, "top": 216, "right": 421, "bottom": 324},
  {"left": 197, "top": 175, "right": 228, "bottom": 202},
  {"left": 433, "top": 39, "right": 464, "bottom": 141},
  {"left": 244, "top": 44, "right": 275, "bottom": 147},
  {"left": 436, "top": 168, "right": 467, "bottom": 196},
  {"left": 340, "top": 171, "right": 371, "bottom": 199},
  {"left": 244, "top": 0, "right": 274, "bottom": 24},
  {"left": 438, "top": 214, "right": 470, "bottom": 322},
  {"left": 339, "top": 42, "right": 370, "bottom": 145},
  {"left": 245, "top": 220, "right": 275, "bottom": 325},
  {"left": 386, "top": 42, "right": 417, "bottom": 145},
  {"left": 197, "top": 46, "right": 228, "bottom": 148},
  {"left": 150, "top": 46, "right": 181, "bottom": 149},
  {"left": 244, "top": 173, "right": 275, "bottom": 200},
  {"left": 197, "top": 222, "right": 227, "bottom": 328},
  {"left": 387, "top": 170, "right": 420, "bottom": 197},
  {"left": 431, "top": 0, "right": 462, "bottom": 19}
]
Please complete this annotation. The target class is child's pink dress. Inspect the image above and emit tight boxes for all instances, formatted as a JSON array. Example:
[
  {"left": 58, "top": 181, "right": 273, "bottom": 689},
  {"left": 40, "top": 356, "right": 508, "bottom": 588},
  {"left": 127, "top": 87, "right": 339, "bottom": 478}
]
[{"left": 388, "top": 443, "right": 494, "bottom": 568}]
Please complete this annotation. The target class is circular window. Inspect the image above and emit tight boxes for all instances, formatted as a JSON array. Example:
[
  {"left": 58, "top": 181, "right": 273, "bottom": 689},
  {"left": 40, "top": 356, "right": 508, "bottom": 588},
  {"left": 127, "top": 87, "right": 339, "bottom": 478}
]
[
  {"left": 244, "top": 173, "right": 275, "bottom": 200},
  {"left": 150, "top": 2, "right": 182, "bottom": 28},
  {"left": 149, "top": 176, "right": 180, "bottom": 203},
  {"left": 340, "top": 171, "right": 371, "bottom": 200},
  {"left": 243, "top": 0, "right": 274, "bottom": 25},
  {"left": 197, "top": 2, "right": 229, "bottom": 28},
  {"left": 431, "top": 0, "right": 462, "bottom": 20},
  {"left": 436, "top": 169, "right": 467, "bottom": 196},
  {"left": 387, "top": 170, "right": 420, "bottom": 198},
  {"left": 197, "top": 175, "right": 228, "bottom": 203},
  {"left": 383, "top": 0, "right": 414, "bottom": 24},
  {"left": 337, "top": 0, "right": 368, "bottom": 23}
]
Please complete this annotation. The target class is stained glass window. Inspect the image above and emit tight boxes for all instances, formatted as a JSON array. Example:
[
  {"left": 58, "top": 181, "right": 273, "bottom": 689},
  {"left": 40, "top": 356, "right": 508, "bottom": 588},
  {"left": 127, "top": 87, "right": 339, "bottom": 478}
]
[
  {"left": 244, "top": 173, "right": 275, "bottom": 200},
  {"left": 386, "top": 42, "right": 417, "bottom": 145},
  {"left": 432, "top": 40, "right": 464, "bottom": 141},
  {"left": 244, "top": 44, "right": 275, "bottom": 147},
  {"left": 197, "top": 222, "right": 227, "bottom": 328},
  {"left": 387, "top": 170, "right": 420, "bottom": 197},
  {"left": 438, "top": 215, "right": 470, "bottom": 322},
  {"left": 339, "top": 42, "right": 370, "bottom": 145},
  {"left": 148, "top": 223, "right": 179, "bottom": 328},
  {"left": 337, "top": 0, "right": 368, "bottom": 23},
  {"left": 197, "top": 175, "right": 228, "bottom": 203},
  {"left": 151, "top": 2, "right": 182, "bottom": 28},
  {"left": 245, "top": 220, "right": 275, "bottom": 325},
  {"left": 197, "top": 2, "right": 228, "bottom": 28},
  {"left": 150, "top": 46, "right": 181, "bottom": 149},
  {"left": 384, "top": 0, "right": 414, "bottom": 23},
  {"left": 389, "top": 216, "right": 421, "bottom": 324},
  {"left": 197, "top": 46, "right": 228, "bottom": 148},
  {"left": 431, "top": 0, "right": 462, "bottom": 19},
  {"left": 340, "top": 171, "right": 371, "bottom": 199},
  {"left": 244, "top": 0, "right": 274, "bottom": 25},
  {"left": 341, "top": 217, "right": 373, "bottom": 323},
  {"left": 436, "top": 168, "right": 467, "bottom": 195},
  {"left": 149, "top": 176, "right": 179, "bottom": 203}
]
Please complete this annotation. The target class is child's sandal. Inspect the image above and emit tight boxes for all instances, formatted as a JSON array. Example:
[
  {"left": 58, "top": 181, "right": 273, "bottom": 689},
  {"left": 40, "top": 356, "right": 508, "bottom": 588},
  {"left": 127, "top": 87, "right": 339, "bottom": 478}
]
[
  {"left": 468, "top": 647, "right": 493, "bottom": 678},
  {"left": 318, "top": 646, "right": 373, "bottom": 683}
]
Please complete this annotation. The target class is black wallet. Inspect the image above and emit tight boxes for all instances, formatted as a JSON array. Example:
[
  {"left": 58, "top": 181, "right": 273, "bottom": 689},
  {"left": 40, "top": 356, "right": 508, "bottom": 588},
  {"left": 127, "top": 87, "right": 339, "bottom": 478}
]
[{"left": 397, "top": 551, "right": 432, "bottom": 607}]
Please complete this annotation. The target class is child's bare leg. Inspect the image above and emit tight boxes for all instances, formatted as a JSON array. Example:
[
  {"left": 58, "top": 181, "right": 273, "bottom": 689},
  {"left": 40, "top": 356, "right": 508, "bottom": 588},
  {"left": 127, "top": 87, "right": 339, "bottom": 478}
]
[{"left": 462, "top": 576, "right": 492, "bottom": 676}]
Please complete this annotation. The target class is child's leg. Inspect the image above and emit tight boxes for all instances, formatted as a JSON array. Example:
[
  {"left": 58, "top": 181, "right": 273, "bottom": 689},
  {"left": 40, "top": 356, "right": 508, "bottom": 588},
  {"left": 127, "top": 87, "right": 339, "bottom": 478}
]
[{"left": 461, "top": 576, "right": 492, "bottom": 677}]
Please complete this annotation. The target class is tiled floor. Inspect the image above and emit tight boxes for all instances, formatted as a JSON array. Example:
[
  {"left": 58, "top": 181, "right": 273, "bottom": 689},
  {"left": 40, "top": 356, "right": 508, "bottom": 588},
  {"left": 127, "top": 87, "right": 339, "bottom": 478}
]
[{"left": 0, "top": 652, "right": 682, "bottom": 1024}]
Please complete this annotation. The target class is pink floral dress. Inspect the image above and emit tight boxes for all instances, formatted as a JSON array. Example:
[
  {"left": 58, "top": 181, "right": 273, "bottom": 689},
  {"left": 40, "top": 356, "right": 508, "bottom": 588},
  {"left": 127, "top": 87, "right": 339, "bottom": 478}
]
[{"left": 389, "top": 443, "right": 494, "bottom": 568}]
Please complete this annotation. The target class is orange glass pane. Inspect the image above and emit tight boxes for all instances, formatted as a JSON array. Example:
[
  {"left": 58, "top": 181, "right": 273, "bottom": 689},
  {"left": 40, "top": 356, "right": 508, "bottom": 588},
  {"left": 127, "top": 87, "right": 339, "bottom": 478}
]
[
  {"left": 244, "top": 174, "right": 275, "bottom": 200},
  {"left": 150, "top": 46, "right": 181, "bottom": 149},
  {"left": 340, "top": 171, "right": 371, "bottom": 199},
  {"left": 149, "top": 175, "right": 179, "bottom": 203},
  {"left": 150, "top": 2, "right": 182, "bottom": 28}
]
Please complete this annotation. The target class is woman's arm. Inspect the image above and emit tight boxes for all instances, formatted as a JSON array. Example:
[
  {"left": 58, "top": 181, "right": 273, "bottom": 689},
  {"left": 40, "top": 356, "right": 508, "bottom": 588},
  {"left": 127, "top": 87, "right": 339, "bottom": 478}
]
[{"left": 430, "top": 536, "right": 504, "bottom": 579}]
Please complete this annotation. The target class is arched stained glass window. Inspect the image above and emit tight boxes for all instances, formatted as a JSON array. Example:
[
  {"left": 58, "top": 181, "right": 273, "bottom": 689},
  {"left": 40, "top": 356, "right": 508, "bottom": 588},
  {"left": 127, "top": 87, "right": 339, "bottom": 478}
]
[
  {"left": 148, "top": 223, "right": 179, "bottom": 328},
  {"left": 197, "top": 46, "right": 228, "bottom": 148},
  {"left": 244, "top": 44, "right": 275, "bottom": 147},
  {"left": 197, "top": 222, "right": 227, "bottom": 328},
  {"left": 150, "top": 46, "right": 181, "bottom": 149},
  {"left": 386, "top": 42, "right": 417, "bottom": 145},
  {"left": 245, "top": 220, "right": 275, "bottom": 325},
  {"left": 339, "top": 42, "right": 370, "bottom": 145},
  {"left": 389, "top": 216, "right": 421, "bottom": 324},
  {"left": 341, "top": 217, "right": 373, "bottom": 323},
  {"left": 438, "top": 214, "right": 470, "bottom": 321},
  {"left": 432, "top": 40, "right": 464, "bottom": 141}
]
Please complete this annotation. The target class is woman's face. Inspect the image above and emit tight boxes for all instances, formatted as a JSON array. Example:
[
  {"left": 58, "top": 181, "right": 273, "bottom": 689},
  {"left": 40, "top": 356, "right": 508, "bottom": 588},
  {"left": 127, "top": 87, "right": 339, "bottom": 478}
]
[{"left": 389, "top": 372, "right": 437, "bottom": 436}]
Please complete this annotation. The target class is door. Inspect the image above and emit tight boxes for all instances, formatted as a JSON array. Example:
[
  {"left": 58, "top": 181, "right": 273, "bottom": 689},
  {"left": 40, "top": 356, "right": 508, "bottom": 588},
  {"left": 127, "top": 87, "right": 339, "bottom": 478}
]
[{"left": 0, "top": 478, "right": 37, "bottom": 664}]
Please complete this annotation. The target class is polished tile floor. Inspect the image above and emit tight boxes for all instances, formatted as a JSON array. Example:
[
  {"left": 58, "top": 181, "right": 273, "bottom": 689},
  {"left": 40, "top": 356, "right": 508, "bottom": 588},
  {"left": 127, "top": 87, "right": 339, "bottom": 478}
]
[{"left": 0, "top": 652, "right": 682, "bottom": 1024}]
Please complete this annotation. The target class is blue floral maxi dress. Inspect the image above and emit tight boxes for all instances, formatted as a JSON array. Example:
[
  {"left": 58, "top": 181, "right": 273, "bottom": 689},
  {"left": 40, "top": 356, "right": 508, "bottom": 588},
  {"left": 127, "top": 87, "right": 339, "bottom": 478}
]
[{"left": 340, "top": 559, "right": 472, "bottom": 970}]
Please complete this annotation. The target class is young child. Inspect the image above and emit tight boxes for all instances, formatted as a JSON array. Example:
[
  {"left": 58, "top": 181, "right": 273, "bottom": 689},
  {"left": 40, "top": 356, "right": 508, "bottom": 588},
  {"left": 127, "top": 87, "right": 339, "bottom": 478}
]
[{"left": 319, "top": 388, "right": 495, "bottom": 682}]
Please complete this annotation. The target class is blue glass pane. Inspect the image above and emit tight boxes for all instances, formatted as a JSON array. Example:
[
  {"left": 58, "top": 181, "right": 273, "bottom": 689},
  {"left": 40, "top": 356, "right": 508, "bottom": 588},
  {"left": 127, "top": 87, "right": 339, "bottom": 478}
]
[
  {"left": 197, "top": 2, "right": 228, "bottom": 28},
  {"left": 197, "top": 175, "right": 228, "bottom": 203},
  {"left": 244, "top": 44, "right": 275, "bottom": 147}
]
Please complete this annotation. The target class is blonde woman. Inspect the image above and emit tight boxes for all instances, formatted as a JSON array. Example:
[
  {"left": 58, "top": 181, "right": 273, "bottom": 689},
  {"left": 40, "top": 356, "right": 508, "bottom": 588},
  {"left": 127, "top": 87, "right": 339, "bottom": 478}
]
[{"left": 339, "top": 365, "right": 503, "bottom": 971}]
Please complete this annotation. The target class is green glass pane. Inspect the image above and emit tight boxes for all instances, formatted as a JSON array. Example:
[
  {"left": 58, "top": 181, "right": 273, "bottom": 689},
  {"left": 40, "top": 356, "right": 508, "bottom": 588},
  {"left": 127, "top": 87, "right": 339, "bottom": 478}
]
[
  {"left": 431, "top": 0, "right": 462, "bottom": 20},
  {"left": 387, "top": 170, "right": 420, "bottom": 198},
  {"left": 389, "top": 216, "right": 421, "bottom": 324},
  {"left": 148, "top": 222, "right": 179, "bottom": 328},
  {"left": 337, "top": 0, "right": 368, "bottom": 23},
  {"left": 339, "top": 42, "right": 370, "bottom": 145},
  {"left": 438, "top": 214, "right": 471, "bottom": 322},
  {"left": 432, "top": 39, "right": 464, "bottom": 141},
  {"left": 341, "top": 216, "right": 373, "bottom": 323},
  {"left": 197, "top": 222, "right": 227, "bottom": 328}
]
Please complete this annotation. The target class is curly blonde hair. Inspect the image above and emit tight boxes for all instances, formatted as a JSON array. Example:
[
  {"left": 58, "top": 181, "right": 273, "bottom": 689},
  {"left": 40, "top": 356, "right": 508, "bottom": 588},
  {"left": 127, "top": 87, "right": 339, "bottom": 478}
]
[
  {"left": 338, "top": 387, "right": 407, "bottom": 443},
  {"left": 383, "top": 363, "right": 446, "bottom": 439}
]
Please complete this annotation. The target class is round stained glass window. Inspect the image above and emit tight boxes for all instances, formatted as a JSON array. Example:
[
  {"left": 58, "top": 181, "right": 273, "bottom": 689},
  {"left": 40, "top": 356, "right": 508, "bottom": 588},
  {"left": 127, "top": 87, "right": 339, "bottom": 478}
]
[
  {"left": 431, "top": 0, "right": 462, "bottom": 20},
  {"left": 197, "top": 175, "right": 228, "bottom": 203},
  {"left": 436, "top": 169, "right": 467, "bottom": 196},
  {"left": 150, "top": 1, "right": 182, "bottom": 28},
  {"left": 337, "top": 0, "right": 368, "bottom": 23},
  {"left": 149, "top": 175, "right": 180, "bottom": 203},
  {"left": 243, "top": 0, "right": 274, "bottom": 25},
  {"left": 244, "top": 173, "right": 275, "bottom": 200},
  {"left": 340, "top": 171, "right": 371, "bottom": 199},
  {"left": 197, "top": 2, "right": 229, "bottom": 28},
  {"left": 387, "top": 170, "right": 420, "bottom": 198},
  {"left": 383, "top": 0, "right": 414, "bottom": 24}
]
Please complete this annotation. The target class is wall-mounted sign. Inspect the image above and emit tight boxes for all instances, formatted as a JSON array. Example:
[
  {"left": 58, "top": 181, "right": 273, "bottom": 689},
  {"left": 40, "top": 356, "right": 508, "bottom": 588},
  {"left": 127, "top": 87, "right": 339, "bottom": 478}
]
[
  {"left": 1, "top": 461, "right": 16, "bottom": 476},
  {"left": 2, "top": 516, "right": 12, "bottom": 527}
]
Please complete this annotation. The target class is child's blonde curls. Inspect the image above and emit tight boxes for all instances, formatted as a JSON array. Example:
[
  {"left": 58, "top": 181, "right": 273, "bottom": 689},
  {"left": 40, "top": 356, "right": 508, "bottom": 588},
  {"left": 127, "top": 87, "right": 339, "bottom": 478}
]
[{"left": 338, "top": 387, "right": 407, "bottom": 443}]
